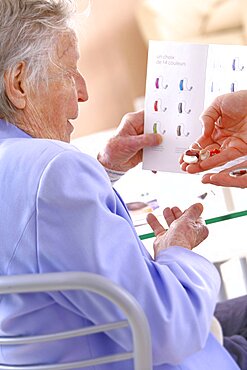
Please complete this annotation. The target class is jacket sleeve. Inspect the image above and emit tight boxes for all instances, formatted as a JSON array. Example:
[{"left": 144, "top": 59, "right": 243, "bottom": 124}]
[{"left": 36, "top": 149, "right": 221, "bottom": 365}]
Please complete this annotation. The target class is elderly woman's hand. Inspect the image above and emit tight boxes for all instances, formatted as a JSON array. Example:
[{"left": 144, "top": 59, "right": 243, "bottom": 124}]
[
  {"left": 201, "top": 159, "right": 247, "bottom": 188},
  {"left": 146, "top": 203, "right": 209, "bottom": 259},
  {"left": 97, "top": 110, "right": 162, "bottom": 172},
  {"left": 180, "top": 90, "right": 247, "bottom": 174}
]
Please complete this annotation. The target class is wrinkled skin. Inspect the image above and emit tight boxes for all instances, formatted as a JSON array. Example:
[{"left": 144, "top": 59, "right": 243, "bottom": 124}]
[
  {"left": 146, "top": 203, "right": 209, "bottom": 259},
  {"left": 97, "top": 110, "right": 162, "bottom": 172}
]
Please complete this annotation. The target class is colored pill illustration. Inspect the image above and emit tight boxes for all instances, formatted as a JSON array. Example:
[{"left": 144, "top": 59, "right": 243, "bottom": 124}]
[
  {"left": 177, "top": 124, "right": 190, "bottom": 137},
  {"left": 230, "top": 82, "right": 238, "bottom": 92},
  {"left": 179, "top": 78, "right": 193, "bottom": 91},
  {"left": 154, "top": 99, "right": 167, "bottom": 112},
  {"left": 153, "top": 121, "right": 166, "bottom": 135},
  {"left": 178, "top": 101, "right": 191, "bottom": 114},
  {"left": 232, "top": 57, "right": 244, "bottom": 71},
  {"left": 155, "top": 76, "right": 168, "bottom": 90},
  {"left": 210, "top": 81, "right": 221, "bottom": 94}
]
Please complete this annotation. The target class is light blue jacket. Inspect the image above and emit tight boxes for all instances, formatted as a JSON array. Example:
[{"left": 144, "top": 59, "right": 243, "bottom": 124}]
[{"left": 0, "top": 119, "right": 239, "bottom": 369}]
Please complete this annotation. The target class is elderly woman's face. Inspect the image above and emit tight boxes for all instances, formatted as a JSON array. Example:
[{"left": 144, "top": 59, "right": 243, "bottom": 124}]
[{"left": 29, "top": 31, "right": 88, "bottom": 142}]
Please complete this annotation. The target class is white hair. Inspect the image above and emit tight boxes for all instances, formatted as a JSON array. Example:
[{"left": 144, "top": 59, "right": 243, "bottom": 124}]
[{"left": 0, "top": 0, "right": 80, "bottom": 122}]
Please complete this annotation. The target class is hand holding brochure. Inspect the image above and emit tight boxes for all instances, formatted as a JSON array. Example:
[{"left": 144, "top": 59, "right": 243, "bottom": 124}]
[{"left": 143, "top": 41, "right": 247, "bottom": 172}]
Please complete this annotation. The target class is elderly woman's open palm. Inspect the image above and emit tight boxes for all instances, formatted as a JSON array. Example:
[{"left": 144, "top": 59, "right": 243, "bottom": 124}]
[{"left": 181, "top": 90, "right": 247, "bottom": 174}]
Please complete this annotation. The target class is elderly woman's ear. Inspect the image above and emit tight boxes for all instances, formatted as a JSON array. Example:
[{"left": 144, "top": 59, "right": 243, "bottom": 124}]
[{"left": 4, "top": 61, "right": 27, "bottom": 110}]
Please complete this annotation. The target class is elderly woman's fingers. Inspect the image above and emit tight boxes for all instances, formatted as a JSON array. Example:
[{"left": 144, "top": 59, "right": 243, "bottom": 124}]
[
  {"left": 146, "top": 213, "right": 166, "bottom": 237},
  {"left": 163, "top": 206, "right": 183, "bottom": 227}
]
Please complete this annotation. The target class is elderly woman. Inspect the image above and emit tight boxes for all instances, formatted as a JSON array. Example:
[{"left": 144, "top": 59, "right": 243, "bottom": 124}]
[{"left": 0, "top": 1, "right": 242, "bottom": 369}]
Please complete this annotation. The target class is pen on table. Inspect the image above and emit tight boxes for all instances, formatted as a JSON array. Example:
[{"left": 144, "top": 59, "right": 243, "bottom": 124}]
[{"left": 139, "top": 210, "right": 247, "bottom": 241}]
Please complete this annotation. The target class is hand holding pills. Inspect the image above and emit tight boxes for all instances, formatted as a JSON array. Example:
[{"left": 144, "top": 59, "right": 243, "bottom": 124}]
[{"left": 180, "top": 90, "right": 247, "bottom": 188}]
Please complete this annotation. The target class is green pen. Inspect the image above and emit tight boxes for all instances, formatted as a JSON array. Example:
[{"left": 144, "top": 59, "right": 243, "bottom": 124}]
[{"left": 139, "top": 210, "right": 247, "bottom": 241}]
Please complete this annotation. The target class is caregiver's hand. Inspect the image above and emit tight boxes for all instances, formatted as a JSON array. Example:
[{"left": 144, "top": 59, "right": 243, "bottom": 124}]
[{"left": 180, "top": 91, "right": 247, "bottom": 174}]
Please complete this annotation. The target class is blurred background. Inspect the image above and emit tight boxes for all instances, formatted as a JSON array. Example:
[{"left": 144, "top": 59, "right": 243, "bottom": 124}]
[
  {"left": 72, "top": 0, "right": 247, "bottom": 138},
  {"left": 73, "top": 0, "right": 147, "bottom": 137}
]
